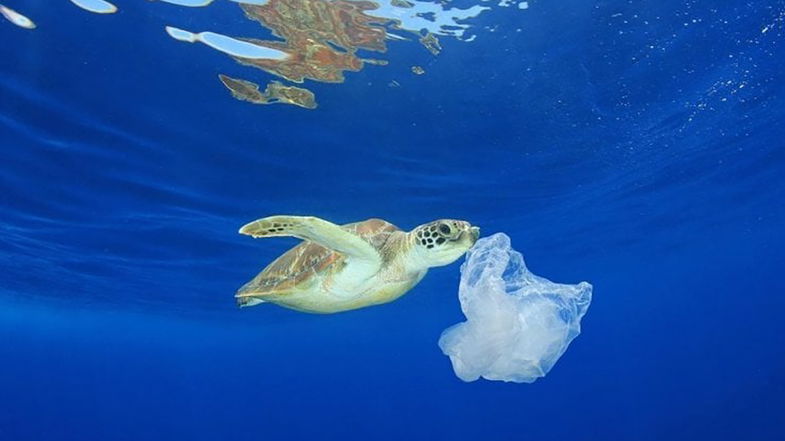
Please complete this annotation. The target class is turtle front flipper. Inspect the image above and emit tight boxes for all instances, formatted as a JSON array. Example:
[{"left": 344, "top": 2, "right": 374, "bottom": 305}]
[{"left": 239, "top": 215, "right": 382, "bottom": 268}]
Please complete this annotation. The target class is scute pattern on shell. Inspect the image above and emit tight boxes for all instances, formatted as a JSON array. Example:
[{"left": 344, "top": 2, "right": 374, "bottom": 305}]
[{"left": 238, "top": 218, "right": 400, "bottom": 295}]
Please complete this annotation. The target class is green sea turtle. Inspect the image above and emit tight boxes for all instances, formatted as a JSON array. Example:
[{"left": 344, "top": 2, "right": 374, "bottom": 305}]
[{"left": 236, "top": 215, "right": 480, "bottom": 313}]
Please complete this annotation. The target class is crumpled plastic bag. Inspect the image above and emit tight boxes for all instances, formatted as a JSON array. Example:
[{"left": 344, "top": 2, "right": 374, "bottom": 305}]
[{"left": 439, "top": 233, "right": 592, "bottom": 383}]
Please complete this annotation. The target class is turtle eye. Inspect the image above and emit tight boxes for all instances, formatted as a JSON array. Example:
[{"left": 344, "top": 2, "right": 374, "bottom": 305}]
[{"left": 438, "top": 223, "right": 451, "bottom": 235}]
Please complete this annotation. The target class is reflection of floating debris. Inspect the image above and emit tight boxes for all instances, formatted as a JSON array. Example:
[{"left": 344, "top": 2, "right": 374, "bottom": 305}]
[
  {"left": 236, "top": 0, "right": 390, "bottom": 83},
  {"left": 0, "top": 4, "right": 36, "bottom": 29},
  {"left": 219, "top": 74, "right": 317, "bottom": 109},
  {"left": 228, "top": 0, "right": 270, "bottom": 4},
  {"left": 368, "top": 0, "right": 489, "bottom": 39},
  {"left": 153, "top": 0, "right": 270, "bottom": 5},
  {"left": 69, "top": 0, "right": 118, "bottom": 14},
  {"left": 157, "top": 0, "right": 502, "bottom": 107},
  {"left": 219, "top": 75, "right": 265, "bottom": 102},
  {"left": 390, "top": 0, "right": 414, "bottom": 8},
  {"left": 165, "top": 26, "right": 288, "bottom": 60},
  {"left": 419, "top": 32, "right": 441, "bottom": 55},
  {"left": 258, "top": 80, "right": 317, "bottom": 109},
  {"left": 362, "top": 58, "right": 389, "bottom": 66},
  {"left": 153, "top": 0, "right": 215, "bottom": 6},
  {"left": 151, "top": 0, "right": 269, "bottom": 8},
  {"left": 385, "top": 32, "right": 410, "bottom": 41}
]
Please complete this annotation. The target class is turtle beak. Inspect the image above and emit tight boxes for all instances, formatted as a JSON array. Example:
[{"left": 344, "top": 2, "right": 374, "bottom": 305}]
[{"left": 469, "top": 226, "right": 480, "bottom": 242}]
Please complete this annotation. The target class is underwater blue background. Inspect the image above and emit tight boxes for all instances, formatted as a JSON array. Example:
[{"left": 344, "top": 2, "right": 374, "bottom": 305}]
[{"left": 1, "top": 0, "right": 784, "bottom": 439}]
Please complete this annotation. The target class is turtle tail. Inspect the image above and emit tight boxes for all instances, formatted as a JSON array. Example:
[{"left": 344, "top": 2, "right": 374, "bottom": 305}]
[{"left": 235, "top": 292, "right": 267, "bottom": 308}]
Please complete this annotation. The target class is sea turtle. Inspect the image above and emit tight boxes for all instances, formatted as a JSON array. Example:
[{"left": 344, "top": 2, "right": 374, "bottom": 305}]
[{"left": 235, "top": 215, "right": 480, "bottom": 313}]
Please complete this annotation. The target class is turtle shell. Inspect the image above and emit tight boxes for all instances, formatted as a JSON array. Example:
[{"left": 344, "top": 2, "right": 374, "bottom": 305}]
[{"left": 237, "top": 218, "right": 400, "bottom": 296}]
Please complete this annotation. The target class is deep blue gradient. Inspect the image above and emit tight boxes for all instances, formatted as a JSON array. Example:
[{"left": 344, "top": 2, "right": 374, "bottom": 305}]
[{"left": 1, "top": 0, "right": 784, "bottom": 440}]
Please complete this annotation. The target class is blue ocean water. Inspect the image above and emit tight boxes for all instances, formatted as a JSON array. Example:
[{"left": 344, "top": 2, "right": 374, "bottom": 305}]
[{"left": 1, "top": 0, "right": 784, "bottom": 439}]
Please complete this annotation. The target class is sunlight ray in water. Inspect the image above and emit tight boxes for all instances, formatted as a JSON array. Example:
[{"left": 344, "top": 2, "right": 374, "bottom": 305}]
[
  {"left": 69, "top": 0, "right": 118, "bottom": 14},
  {"left": 0, "top": 4, "right": 36, "bottom": 29},
  {"left": 165, "top": 26, "right": 289, "bottom": 59}
]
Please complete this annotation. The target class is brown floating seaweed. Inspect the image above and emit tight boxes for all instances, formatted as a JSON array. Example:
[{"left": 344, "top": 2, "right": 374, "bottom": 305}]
[
  {"left": 235, "top": 0, "right": 393, "bottom": 84},
  {"left": 219, "top": 74, "right": 317, "bottom": 109}
]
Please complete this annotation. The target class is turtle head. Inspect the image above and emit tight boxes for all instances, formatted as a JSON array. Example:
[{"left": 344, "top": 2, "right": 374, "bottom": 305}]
[{"left": 409, "top": 219, "right": 480, "bottom": 269}]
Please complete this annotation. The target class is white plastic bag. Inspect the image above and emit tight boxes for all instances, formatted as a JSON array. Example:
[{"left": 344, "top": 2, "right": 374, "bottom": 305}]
[{"left": 439, "top": 233, "right": 592, "bottom": 383}]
